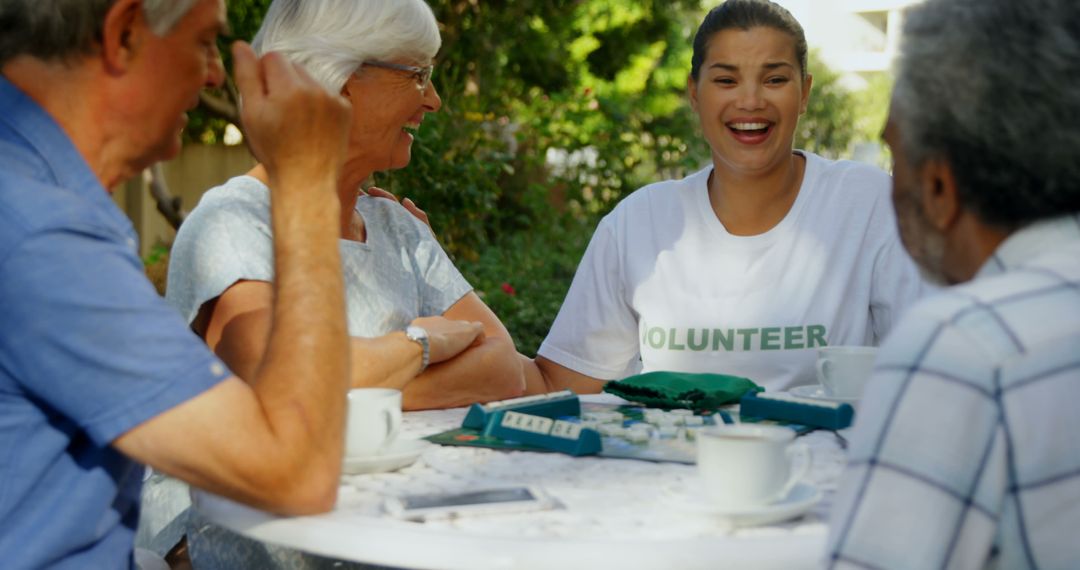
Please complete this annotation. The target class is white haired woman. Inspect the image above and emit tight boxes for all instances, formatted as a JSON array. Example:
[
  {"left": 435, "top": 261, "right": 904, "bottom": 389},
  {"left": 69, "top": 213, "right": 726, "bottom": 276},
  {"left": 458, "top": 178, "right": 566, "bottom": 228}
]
[
  {"left": 147, "top": 0, "right": 526, "bottom": 566},
  {"left": 168, "top": 0, "right": 525, "bottom": 409}
]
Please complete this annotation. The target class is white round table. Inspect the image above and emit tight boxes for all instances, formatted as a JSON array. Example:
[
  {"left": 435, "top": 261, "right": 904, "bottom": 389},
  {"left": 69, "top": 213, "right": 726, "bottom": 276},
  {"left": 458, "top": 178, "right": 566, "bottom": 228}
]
[{"left": 193, "top": 395, "right": 847, "bottom": 570}]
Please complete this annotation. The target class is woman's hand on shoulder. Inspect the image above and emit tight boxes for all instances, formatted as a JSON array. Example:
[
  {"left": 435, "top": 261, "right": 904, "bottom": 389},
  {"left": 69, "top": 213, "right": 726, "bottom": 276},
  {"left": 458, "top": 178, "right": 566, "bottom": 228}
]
[
  {"left": 365, "top": 187, "right": 432, "bottom": 231},
  {"left": 232, "top": 42, "right": 351, "bottom": 191}
]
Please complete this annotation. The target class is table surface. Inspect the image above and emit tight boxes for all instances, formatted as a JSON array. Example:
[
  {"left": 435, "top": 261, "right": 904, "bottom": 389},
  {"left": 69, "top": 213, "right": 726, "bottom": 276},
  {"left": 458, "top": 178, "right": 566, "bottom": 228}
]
[{"left": 193, "top": 394, "right": 847, "bottom": 570}]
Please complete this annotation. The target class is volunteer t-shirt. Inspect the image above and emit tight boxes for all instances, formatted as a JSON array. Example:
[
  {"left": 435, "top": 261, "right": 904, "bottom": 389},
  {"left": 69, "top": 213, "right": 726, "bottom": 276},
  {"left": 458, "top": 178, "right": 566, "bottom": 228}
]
[{"left": 538, "top": 151, "right": 928, "bottom": 390}]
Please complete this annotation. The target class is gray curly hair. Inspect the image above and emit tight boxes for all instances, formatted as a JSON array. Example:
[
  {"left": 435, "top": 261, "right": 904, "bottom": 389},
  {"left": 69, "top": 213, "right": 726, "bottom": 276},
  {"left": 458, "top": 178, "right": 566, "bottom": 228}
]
[
  {"left": 891, "top": 0, "right": 1080, "bottom": 228},
  {"left": 0, "top": 0, "right": 199, "bottom": 66}
]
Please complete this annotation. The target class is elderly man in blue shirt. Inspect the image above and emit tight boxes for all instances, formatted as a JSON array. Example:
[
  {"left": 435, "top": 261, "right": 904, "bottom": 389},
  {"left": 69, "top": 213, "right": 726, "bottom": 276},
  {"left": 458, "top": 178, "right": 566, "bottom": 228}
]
[
  {"left": 0, "top": 0, "right": 484, "bottom": 567},
  {"left": 826, "top": 0, "right": 1080, "bottom": 568}
]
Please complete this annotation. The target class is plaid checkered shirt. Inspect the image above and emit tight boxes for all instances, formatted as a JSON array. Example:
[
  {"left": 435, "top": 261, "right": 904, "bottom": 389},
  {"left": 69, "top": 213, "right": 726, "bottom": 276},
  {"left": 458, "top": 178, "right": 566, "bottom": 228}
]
[{"left": 826, "top": 213, "right": 1080, "bottom": 569}]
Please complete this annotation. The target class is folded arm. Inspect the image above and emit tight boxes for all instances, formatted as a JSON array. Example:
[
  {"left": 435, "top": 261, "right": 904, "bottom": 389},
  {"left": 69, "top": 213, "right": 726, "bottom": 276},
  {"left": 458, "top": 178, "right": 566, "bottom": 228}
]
[
  {"left": 193, "top": 281, "right": 498, "bottom": 410},
  {"left": 366, "top": 188, "right": 608, "bottom": 399},
  {"left": 398, "top": 292, "right": 525, "bottom": 409}
]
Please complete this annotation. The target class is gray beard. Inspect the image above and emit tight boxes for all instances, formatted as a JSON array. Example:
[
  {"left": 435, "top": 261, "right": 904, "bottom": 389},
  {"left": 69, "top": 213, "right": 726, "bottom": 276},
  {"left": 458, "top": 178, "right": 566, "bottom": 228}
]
[
  {"left": 912, "top": 226, "right": 951, "bottom": 287},
  {"left": 916, "top": 262, "right": 949, "bottom": 287}
]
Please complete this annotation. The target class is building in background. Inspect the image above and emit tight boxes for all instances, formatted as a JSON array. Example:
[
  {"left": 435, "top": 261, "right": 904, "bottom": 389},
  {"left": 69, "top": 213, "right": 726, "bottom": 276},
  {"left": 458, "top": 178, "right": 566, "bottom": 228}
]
[
  {"left": 772, "top": 0, "right": 923, "bottom": 165},
  {"left": 774, "top": 0, "right": 921, "bottom": 90},
  {"left": 113, "top": 144, "right": 253, "bottom": 259}
]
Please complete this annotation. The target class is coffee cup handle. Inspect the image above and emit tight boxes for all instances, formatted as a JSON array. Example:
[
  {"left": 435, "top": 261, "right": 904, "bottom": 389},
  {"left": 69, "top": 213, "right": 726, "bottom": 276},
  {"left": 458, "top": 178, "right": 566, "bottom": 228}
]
[
  {"left": 382, "top": 407, "right": 402, "bottom": 450},
  {"left": 777, "top": 443, "right": 811, "bottom": 500},
  {"left": 816, "top": 358, "right": 832, "bottom": 384}
]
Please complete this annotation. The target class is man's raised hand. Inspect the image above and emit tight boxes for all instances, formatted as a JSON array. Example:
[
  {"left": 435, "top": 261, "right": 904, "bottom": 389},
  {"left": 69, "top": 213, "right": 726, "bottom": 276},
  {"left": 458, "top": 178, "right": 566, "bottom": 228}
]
[{"left": 231, "top": 41, "right": 351, "bottom": 191}]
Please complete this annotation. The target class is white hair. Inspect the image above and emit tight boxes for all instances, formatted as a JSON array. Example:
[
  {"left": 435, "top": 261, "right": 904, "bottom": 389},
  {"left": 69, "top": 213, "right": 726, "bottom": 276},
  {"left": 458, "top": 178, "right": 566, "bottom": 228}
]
[
  {"left": 252, "top": 0, "right": 442, "bottom": 94},
  {"left": 144, "top": 0, "right": 201, "bottom": 36}
]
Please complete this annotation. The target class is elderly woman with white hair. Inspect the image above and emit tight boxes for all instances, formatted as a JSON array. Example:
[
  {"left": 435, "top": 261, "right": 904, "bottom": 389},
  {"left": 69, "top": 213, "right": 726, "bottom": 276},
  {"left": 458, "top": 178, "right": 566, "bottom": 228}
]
[
  {"left": 167, "top": 0, "right": 526, "bottom": 409},
  {"left": 145, "top": 0, "right": 527, "bottom": 566}
]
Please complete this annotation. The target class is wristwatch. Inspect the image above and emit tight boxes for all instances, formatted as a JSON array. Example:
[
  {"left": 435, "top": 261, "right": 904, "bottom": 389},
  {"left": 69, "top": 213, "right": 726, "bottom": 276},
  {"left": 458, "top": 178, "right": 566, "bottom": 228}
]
[{"left": 404, "top": 325, "right": 430, "bottom": 373}]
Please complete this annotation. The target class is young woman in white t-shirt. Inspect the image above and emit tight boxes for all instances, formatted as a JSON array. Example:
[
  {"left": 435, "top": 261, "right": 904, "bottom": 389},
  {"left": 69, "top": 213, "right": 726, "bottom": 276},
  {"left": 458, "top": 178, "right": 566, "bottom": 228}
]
[{"left": 526, "top": 0, "right": 928, "bottom": 393}]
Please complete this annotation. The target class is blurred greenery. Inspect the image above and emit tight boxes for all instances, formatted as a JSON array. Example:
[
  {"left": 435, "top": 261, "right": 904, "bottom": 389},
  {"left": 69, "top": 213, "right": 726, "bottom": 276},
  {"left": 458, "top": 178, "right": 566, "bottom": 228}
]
[
  {"left": 184, "top": 0, "right": 273, "bottom": 144},
  {"left": 797, "top": 50, "right": 857, "bottom": 159},
  {"left": 182, "top": 0, "right": 874, "bottom": 354},
  {"left": 852, "top": 71, "right": 894, "bottom": 169}
]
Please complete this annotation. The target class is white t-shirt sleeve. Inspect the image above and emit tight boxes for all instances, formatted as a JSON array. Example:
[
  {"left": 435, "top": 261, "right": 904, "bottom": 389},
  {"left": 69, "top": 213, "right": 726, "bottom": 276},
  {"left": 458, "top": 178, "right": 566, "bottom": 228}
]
[
  {"left": 861, "top": 179, "right": 935, "bottom": 343},
  {"left": 869, "top": 233, "right": 931, "bottom": 343},
  {"left": 165, "top": 180, "right": 274, "bottom": 325},
  {"left": 538, "top": 216, "right": 641, "bottom": 379}
]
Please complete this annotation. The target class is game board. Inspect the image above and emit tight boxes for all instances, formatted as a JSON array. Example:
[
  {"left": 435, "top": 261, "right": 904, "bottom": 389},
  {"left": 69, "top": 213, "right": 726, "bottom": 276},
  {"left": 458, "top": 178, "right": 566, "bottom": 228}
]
[{"left": 425, "top": 402, "right": 810, "bottom": 464}]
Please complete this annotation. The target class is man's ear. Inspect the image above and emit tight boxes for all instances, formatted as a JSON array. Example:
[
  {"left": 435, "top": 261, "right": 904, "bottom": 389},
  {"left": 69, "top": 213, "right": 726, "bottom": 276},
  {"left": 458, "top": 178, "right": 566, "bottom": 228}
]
[
  {"left": 919, "top": 157, "right": 961, "bottom": 232},
  {"left": 687, "top": 75, "right": 699, "bottom": 113},
  {"left": 100, "top": 0, "right": 146, "bottom": 74}
]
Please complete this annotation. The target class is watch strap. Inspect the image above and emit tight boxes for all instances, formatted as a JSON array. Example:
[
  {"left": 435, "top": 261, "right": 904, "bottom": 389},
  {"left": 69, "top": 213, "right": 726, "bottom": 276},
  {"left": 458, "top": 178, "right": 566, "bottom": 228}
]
[{"left": 405, "top": 325, "right": 430, "bottom": 373}]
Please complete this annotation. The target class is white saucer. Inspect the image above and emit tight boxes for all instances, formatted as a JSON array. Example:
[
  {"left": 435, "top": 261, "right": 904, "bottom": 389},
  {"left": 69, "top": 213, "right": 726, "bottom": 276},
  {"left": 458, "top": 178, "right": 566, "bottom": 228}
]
[
  {"left": 665, "top": 481, "right": 822, "bottom": 526},
  {"left": 343, "top": 439, "right": 432, "bottom": 475},
  {"left": 790, "top": 384, "right": 859, "bottom": 405}
]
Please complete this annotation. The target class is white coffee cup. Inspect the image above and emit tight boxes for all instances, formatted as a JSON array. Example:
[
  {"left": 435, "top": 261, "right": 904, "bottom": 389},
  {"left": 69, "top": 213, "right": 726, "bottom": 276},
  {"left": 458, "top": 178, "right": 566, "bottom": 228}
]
[
  {"left": 345, "top": 388, "right": 402, "bottom": 459},
  {"left": 816, "top": 346, "right": 878, "bottom": 399},
  {"left": 696, "top": 424, "right": 809, "bottom": 510}
]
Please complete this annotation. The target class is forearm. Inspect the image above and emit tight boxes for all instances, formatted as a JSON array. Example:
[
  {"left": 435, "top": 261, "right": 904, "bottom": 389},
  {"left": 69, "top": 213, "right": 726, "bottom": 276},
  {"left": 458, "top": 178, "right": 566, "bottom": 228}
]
[
  {"left": 524, "top": 355, "right": 607, "bottom": 395},
  {"left": 240, "top": 43, "right": 352, "bottom": 478},
  {"left": 114, "top": 45, "right": 355, "bottom": 516},
  {"left": 522, "top": 355, "right": 555, "bottom": 394},
  {"left": 522, "top": 355, "right": 552, "bottom": 394},
  {"left": 253, "top": 173, "right": 350, "bottom": 501},
  {"left": 349, "top": 333, "right": 424, "bottom": 390},
  {"left": 401, "top": 337, "right": 525, "bottom": 410}
]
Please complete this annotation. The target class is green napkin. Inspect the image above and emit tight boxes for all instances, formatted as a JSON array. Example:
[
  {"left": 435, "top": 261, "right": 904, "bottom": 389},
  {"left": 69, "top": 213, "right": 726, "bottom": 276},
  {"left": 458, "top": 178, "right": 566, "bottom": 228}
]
[{"left": 602, "top": 371, "right": 762, "bottom": 411}]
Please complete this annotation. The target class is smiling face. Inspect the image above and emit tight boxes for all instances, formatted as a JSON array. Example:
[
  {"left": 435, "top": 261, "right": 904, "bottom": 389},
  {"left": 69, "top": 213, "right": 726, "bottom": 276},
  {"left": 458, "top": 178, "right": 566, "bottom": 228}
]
[
  {"left": 688, "top": 26, "right": 811, "bottom": 176},
  {"left": 340, "top": 61, "right": 442, "bottom": 177}
]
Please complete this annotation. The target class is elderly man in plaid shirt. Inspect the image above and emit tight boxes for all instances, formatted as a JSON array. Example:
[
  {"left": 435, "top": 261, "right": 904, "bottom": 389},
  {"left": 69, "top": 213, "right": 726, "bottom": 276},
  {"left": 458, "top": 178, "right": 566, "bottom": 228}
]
[{"left": 825, "top": 0, "right": 1080, "bottom": 568}]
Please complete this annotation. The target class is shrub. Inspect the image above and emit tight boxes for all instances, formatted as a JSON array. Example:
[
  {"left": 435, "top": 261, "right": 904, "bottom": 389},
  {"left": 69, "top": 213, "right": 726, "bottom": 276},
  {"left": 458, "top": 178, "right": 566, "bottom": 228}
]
[{"left": 459, "top": 217, "right": 597, "bottom": 354}]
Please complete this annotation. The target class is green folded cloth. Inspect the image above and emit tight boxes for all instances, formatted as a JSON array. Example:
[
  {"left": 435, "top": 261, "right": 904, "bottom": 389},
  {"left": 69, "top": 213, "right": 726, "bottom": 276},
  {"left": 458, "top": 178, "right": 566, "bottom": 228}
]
[{"left": 603, "top": 371, "right": 762, "bottom": 411}]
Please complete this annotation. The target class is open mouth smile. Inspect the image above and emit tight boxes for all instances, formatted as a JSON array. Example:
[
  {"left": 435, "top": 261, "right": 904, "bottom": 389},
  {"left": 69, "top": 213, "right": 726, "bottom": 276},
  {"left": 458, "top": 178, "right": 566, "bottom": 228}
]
[
  {"left": 726, "top": 120, "right": 774, "bottom": 144},
  {"left": 401, "top": 115, "right": 424, "bottom": 134}
]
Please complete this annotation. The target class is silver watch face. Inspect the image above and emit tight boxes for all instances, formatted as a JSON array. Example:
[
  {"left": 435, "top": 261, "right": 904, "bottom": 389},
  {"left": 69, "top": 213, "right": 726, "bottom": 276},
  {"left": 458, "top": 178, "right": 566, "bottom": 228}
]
[{"left": 405, "top": 325, "right": 428, "bottom": 342}]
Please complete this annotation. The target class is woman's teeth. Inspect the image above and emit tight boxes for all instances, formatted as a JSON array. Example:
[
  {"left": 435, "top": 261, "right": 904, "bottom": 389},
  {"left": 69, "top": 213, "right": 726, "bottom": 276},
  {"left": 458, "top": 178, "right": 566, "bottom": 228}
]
[{"left": 730, "top": 122, "right": 770, "bottom": 131}]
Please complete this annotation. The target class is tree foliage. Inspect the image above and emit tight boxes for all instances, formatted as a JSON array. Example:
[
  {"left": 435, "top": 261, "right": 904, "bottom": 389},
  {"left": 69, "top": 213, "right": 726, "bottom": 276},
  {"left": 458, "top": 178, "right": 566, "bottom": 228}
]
[
  {"left": 184, "top": 0, "right": 272, "bottom": 144},
  {"left": 184, "top": 0, "right": 866, "bottom": 352},
  {"left": 797, "top": 50, "right": 858, "bottom": 158}
]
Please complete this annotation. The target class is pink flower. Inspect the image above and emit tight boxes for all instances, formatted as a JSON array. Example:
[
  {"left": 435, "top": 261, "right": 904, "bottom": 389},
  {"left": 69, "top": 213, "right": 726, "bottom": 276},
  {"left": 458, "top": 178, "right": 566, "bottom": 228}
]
[{"left": 500, "top": 282, "right": 516, "bottom": 296}]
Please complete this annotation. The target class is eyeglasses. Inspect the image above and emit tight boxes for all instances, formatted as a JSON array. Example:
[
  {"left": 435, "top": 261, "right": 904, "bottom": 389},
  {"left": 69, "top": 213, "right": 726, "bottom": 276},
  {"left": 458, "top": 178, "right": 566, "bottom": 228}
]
[{"left": 361, "top": 60, "right": 434, "bottom": 91}]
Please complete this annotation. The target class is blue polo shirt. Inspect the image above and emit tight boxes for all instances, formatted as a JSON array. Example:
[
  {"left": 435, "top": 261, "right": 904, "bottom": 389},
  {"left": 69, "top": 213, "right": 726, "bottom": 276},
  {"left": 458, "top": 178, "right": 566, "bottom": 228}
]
[{"left": 0, "top": 77, "right": 230, "bottom": 568}]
